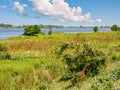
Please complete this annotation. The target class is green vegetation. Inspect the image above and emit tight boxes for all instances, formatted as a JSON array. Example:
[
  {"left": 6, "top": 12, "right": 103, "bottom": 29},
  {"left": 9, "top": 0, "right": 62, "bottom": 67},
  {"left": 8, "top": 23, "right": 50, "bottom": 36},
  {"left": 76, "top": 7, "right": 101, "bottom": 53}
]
[
  {"left": 0, "top": 23, "right": 13, "bottom": 28},
  {"left": 93, "top": 26, "right": 99, "bottom": 32},
  {"left": 39, "top": 24, "right": 64, "bottom": 29},
  {"left": 57, "top": 41, "right": 108, "bottom": 88},
  {"left": 0, "top": 44, "right": 11, "bottom": 59},
  {"left": 24, "top": 25, "right": 42, "bottom": 36},
  {"left": 0, "top": 32, "right": 120, "bottom": 90},
  {"left": 111, "top": 25, "right": 120, "bottom": 31},
  {"left": 48, "top": 27, "right": 52, "bottom": 35},
  {"left": 0, "top": 23, "right": 64, "bottom": 29}
]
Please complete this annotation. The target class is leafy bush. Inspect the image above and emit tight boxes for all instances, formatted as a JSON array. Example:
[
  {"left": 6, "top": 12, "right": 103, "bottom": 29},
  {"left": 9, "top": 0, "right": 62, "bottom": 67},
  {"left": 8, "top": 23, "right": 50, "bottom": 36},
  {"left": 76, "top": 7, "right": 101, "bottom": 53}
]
[
  {"left": 24, "top": 25, "right": 41, "bottom": 36},
  {"left": 111, "top": 25, "right": 120, "bottom": 31},
  {"left": 48, "top": 27, "right": 52, "bottom": 35},
  {"left": 93, "top": 26, "right": 99, "bottom": 32},
  {"left": 55, "top": 41, "right": 108, "bottom": 87},
  {"left": 0, "top": 44, "right": 11, "bottom": 59},
  {"left": 91, "top": 68, "right": 120, "bottom": 90}
]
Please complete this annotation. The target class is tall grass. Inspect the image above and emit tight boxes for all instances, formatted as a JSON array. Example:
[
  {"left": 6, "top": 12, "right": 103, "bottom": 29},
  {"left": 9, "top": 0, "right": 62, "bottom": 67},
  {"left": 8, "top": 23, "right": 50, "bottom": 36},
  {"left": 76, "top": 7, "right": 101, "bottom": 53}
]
[{"left": 0, "top": 31, "right": 119, "bottom": 90}]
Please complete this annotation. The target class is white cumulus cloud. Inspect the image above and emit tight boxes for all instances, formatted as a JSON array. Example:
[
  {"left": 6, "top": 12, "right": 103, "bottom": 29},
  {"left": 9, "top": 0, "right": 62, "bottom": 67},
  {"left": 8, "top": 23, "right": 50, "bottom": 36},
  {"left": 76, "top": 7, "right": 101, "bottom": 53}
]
[
  {"left": 96, "top": 19, "right": 102, "bottom": 23},
  {"left": 30, "top": 0, "right": 100, "bottom": 22},
  {"left": 13, "top": 1, "right": 27, "bottom": 16}
]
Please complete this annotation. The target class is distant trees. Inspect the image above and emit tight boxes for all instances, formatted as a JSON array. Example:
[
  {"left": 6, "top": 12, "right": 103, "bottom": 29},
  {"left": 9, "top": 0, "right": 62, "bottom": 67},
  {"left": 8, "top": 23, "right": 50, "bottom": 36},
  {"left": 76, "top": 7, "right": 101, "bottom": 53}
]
[
  {"left": 0, "top": 23, "right": 12, "bottom": 28},
  {"left": 93, "top": 26, "right": 99, "bottom": 32},
  {"left": 24, "top": 25, "right": 42, "bottom": 36},
  {"left": 23, "top": 25, "right": 54, "bottom": 36},
  {"left": 48, "top": 27, "right": 52, "bottom": 35},
  {"left": 111, "top": 25, "right": 120, "bottom": 31}
]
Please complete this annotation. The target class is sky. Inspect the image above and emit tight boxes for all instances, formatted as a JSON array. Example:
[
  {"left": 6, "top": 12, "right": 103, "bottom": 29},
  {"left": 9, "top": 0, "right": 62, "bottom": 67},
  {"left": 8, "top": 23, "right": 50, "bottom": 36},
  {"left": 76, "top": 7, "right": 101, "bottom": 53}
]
[{"left": 0, "top": 0, "right": 120, "bottom": 26}]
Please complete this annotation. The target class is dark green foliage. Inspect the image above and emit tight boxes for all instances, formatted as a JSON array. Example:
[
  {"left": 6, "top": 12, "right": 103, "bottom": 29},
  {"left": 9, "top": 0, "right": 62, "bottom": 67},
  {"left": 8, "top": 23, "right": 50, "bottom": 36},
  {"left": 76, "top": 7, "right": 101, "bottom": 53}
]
[
  {"left": 0, "top": 23, "right": 12, "bottom": 28},
  {"left": 55, "top": 43, "right": 69, "bottom": 57},
  {"left": 34, "top": 25, "right": 41, "bottom": 34},
  {"left": 39, "top": 85, "right": 47, "bottom": 90},
  {"left": 24, "top": 25, "right": 41, "bottom": 36},
  {"left": 91, "top": 68, "right": 120, "bottom": 90},
  {"left": 93, "top": 26, "right": 99, "bottom": 32},
  {"left": 111, "top": 25, "right": 120, "bottom": 31},
  {"left": 48, "top": 27, "right": 52, "bottom": 35},
  {"left": 56, "top": 41, "right": 108, "bottom": 87},
  {"left": 0, "top": 44, "right": 11, "bottom": 59}
]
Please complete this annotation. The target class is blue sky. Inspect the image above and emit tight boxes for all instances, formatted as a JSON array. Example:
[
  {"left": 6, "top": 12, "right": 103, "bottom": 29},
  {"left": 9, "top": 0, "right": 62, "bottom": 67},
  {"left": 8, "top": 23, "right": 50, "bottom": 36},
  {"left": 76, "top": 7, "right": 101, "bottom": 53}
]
[{"left": 0, "top": 0, "right": 120, "bottom": 26}]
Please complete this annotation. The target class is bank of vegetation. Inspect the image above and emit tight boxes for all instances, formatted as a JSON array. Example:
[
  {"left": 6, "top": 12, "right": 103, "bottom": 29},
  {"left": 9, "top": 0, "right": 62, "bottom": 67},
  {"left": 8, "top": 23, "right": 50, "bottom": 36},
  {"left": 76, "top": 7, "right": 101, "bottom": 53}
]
[
  {"left": 0, "top": 27, "right": 120, "bottom": 90},
  {"left": 0, "top": 23, "right": 64, "bottom": 29}
]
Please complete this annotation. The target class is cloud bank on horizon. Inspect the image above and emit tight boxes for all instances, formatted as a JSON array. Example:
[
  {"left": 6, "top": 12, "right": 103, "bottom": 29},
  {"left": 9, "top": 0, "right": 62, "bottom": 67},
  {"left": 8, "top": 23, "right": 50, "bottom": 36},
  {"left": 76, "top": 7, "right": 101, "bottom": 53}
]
[{"left": 30, "top": 0, "right": 102, "bottom": 23}]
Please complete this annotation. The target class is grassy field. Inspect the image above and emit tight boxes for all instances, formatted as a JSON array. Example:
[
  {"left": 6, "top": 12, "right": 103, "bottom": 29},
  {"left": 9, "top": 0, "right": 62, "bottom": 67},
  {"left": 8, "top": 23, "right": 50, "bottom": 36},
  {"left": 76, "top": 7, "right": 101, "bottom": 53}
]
[{"left": 0, "top": 31, "right": 120, "bottom": 90}]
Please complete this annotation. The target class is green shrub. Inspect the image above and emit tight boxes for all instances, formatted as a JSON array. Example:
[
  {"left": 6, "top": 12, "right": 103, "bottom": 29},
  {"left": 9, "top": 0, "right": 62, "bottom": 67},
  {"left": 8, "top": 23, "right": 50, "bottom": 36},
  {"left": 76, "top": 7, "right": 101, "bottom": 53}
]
[
  {"left": 55, "top": 41, "right": 108, "bottom": 87},
  {"left": 93, "top": 26, "right": 99, "bottom": 32},
  {"left": 24, "top": 25, "right": 42, "bottom": 36},
  {"left": 39, "top": 85, "right": 47, "bottom": 90},
  {"left": 48, "top": 27, "right": 52, "bottom": 35},
  {"left": 111, "top": 25, "right": 120, "bottom": 31},
  {"left": 91, "top": 68, "right": 120, "bottom": 90},
  {"left": 0, "top": 44, "right": 11, "bottom": 59}
]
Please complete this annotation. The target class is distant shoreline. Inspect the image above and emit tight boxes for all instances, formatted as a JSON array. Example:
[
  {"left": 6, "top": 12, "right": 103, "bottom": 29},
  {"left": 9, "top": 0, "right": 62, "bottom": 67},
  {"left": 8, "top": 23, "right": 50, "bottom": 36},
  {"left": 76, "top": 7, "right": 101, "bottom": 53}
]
[{"left": 0, "top": 27, "right": 110, "bottom": 40}]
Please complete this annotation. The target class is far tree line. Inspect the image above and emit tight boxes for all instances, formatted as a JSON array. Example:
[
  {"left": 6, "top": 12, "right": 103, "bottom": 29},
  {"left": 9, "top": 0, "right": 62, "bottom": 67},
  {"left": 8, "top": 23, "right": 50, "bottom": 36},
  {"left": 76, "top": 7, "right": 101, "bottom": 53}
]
[
  {"left": 24, "top": 24, "right": 120, "bottom": 36},
  {"left": 0, "top": 23, "right": 64, "bottom": 29},
  {"left": 93, "top": 25, "right": 120, "bottom": 32}
]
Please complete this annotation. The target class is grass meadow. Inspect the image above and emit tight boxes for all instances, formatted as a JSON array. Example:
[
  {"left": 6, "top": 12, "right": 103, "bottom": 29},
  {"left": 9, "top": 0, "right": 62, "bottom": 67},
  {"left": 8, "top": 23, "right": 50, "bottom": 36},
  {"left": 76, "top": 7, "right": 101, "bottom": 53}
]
[{"left": 0, "top": 31, "right": 120, "bottom": 90}]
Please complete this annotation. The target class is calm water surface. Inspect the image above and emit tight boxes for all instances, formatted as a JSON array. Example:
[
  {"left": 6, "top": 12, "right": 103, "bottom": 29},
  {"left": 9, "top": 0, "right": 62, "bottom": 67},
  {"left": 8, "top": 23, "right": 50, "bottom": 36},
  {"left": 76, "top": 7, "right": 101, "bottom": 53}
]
[{"left": 0, "top": 28, "right": 110, "bottom": 39}]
